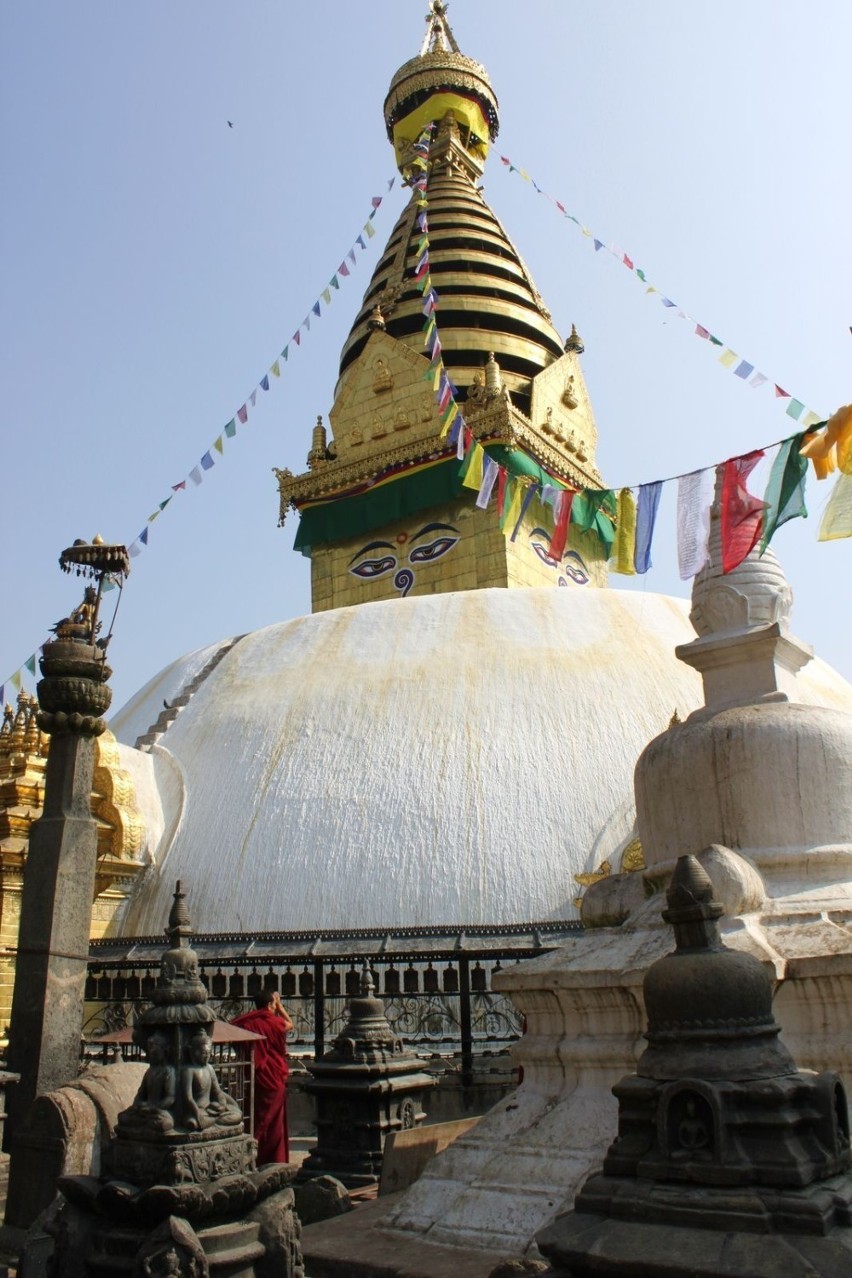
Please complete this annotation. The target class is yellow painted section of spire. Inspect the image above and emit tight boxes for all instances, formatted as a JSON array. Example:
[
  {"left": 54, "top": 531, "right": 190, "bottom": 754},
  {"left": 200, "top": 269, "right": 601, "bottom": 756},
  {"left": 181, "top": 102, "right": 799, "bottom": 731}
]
[{"left": 392, "top": 93, "right": 489, "bottom": 167}]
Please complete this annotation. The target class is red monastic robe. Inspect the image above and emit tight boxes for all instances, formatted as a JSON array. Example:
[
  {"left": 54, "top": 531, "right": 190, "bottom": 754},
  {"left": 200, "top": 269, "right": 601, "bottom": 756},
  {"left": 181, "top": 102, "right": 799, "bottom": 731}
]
[{"left": 232, "top": 1007, "right": 290, "bottom": 1164}]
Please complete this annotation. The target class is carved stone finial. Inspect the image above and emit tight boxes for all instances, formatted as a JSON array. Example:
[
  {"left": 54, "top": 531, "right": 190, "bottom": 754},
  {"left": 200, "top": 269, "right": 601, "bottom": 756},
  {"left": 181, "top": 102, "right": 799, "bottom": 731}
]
[
  {"left": 307, "top": 415, "right": 330, "bottom": 468},
  {"left": 368, "top": 304, "right": 386, "bottom": 331},
  {"left": 484, "top": 352, "right": 502, "bottom": 398}
]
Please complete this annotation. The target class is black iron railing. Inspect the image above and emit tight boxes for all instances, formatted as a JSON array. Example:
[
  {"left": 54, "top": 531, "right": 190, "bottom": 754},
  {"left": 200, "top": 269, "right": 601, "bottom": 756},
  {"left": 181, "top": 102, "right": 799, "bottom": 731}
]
[{"left": 86, "top": 921, "right": 582, "bottom": 1090}]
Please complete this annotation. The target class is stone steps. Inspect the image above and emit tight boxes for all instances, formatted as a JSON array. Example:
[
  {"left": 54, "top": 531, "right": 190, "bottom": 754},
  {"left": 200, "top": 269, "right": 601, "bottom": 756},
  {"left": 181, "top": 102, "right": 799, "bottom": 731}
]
[{"left": 135, "top": 635, "right": 244, "bottom": 752}]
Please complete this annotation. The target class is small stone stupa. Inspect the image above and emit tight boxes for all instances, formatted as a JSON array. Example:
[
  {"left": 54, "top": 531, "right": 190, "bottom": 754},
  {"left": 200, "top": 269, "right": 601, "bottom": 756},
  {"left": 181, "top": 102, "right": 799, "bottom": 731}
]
[
  {"left": 299, "top": 968, "right": 434, "bottom": 1187},
  {"left": 53, "top": 883, "right": 304, "bottom": 1277},
  {"left": 537, "top": 854, "right": 852, "bottom": 1275}
]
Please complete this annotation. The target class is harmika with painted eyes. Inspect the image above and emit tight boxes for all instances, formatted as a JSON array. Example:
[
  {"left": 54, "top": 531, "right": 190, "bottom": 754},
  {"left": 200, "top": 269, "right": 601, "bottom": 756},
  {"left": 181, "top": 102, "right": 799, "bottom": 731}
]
[
  {"left": 348, "top": 523, "right": 460, "bottom": 596},
  {"left": 529, "top": 527, "right": 590, "bottom": 587}
]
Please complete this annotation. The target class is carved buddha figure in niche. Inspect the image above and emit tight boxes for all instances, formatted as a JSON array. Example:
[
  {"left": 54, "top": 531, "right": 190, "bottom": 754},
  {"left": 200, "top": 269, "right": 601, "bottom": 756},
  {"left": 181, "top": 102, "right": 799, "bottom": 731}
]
[
  {"left": 372, "top": 357, "right": 393, "bottom": 394},
  {"left": 182, "top": 1031, "right": 242, "bottom": 1132}
]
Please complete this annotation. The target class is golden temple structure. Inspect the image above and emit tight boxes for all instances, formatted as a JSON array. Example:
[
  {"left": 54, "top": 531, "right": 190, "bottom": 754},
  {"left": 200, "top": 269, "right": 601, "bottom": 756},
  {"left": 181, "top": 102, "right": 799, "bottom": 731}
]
[{"left": 276, "top": 1, "right": 609, "bottom": 614}]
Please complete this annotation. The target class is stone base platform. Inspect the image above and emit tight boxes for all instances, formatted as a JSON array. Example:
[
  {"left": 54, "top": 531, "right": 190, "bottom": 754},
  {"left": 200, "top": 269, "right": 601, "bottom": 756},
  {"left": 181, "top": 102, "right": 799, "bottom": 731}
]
[{"left": 301, "top": 1193, "right": 516, "bottom": 1278}]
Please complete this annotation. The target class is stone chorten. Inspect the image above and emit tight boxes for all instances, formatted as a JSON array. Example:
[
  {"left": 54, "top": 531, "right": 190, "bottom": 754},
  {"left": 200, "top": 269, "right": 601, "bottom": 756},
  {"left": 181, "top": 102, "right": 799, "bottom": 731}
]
[
  {"left": 537, "top": 854, "right": 852, "bottom": 1275},
  {"left": 55, "top": 883, "right": 303, "bottom": 1277},
  {"left": 299, "top": 968, "right": 434, "bottom": 1187}
]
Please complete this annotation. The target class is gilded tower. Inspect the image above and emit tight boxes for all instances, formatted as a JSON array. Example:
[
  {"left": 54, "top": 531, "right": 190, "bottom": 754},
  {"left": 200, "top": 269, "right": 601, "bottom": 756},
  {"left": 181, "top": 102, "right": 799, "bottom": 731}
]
[{"left": 276, "top": 2, "right": 607, "bottom": 613}]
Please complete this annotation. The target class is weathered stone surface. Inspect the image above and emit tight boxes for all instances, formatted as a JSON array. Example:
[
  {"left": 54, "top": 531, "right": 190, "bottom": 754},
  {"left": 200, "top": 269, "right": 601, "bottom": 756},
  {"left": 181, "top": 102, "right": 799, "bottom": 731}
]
[
  {"left": 486, "top": 1260, "right": 548, "bottom": 1277},
  {"left": 379, "top": 1118, "right": 480, "bottom": 1196},
  {"left": 247, "top": 1186, "right": 305, "bottom": 1278},
  {"left": 293, "top": 1175, "right": 352, "bottom": 1226}
]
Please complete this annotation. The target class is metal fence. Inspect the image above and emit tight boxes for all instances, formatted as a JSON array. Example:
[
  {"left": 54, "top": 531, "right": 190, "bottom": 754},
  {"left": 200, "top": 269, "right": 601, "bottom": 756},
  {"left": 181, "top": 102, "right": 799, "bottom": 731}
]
[{"left": 86, "top": 921, "right": 582, "bottom": 1091}]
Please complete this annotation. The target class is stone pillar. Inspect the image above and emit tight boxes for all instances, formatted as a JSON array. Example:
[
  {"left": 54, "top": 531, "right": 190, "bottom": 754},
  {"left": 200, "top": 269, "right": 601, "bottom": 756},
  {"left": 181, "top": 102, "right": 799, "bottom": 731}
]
[{"left": 5, "top": 638, "right": 112, "bottom": 1148}]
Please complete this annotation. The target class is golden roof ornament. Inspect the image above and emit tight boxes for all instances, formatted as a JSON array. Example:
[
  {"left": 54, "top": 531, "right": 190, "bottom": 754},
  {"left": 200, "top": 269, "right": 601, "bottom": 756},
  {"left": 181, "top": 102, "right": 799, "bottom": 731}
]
[{"left": 564, "top": 324, "right": 585, "bottom": 354}]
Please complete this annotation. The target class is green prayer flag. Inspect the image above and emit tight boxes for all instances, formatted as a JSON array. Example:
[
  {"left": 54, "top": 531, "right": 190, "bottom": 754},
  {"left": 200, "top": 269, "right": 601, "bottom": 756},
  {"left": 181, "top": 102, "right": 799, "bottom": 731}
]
[
  {"left": 24, "top": 654, "right": 36, "bottom": 677},
  {"left": 225, "top": 419, "right": 236, "bottom": 439},
  {"left": 572, "top": 489, "right": 617, "bottom": 551},
  {"left": 760, "top": 435, "right": 808, "bottom": 552}
]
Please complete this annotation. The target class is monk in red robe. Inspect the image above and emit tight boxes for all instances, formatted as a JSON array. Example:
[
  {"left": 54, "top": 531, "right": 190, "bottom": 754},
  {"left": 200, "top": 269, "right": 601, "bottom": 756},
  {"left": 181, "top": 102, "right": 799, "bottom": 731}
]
[{"left": 233, "top": 989, "right": 293, "bottom": 1163}]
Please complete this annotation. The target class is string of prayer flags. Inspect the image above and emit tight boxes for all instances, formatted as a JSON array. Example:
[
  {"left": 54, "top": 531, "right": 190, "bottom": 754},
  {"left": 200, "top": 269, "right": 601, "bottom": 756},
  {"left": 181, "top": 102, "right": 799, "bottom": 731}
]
[
  {"left": 720, "top": 450, "right": 766, "bottom": 573},
  {"left": 497, "top": 154, "right": 824, "bottom": 429},
  {"left": 475, "top": 456, "right": 500, "bottom": 509}
]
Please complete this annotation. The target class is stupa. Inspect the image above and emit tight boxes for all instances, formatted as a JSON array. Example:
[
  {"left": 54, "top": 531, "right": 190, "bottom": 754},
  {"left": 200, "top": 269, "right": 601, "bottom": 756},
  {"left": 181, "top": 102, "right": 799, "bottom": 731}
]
[{"left": 106, "top": 3, "right": 852, "bottom": 942}]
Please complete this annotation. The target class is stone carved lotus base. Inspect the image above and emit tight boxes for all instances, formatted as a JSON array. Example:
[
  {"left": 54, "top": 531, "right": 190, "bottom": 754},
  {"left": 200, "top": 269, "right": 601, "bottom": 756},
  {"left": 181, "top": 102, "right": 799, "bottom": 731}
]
[{"left": 106, "top": 1128, "right": 257, "bottom": 1192}]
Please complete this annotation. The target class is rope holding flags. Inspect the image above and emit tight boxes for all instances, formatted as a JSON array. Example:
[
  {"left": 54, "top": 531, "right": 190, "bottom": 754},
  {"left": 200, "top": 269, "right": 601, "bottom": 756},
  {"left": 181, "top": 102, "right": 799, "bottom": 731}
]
[
  {"left": 2, "top": 179, "right": 399, "bottom": 697},
  {"left": 497, "top": 154, "right": 826, "bottom": 432}
]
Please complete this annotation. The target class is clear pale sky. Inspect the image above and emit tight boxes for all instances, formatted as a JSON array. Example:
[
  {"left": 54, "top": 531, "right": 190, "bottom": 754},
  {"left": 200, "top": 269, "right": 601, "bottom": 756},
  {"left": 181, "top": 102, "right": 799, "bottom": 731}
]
[{"left": 2, "top": 2, "right": 850, "bottom": 714}]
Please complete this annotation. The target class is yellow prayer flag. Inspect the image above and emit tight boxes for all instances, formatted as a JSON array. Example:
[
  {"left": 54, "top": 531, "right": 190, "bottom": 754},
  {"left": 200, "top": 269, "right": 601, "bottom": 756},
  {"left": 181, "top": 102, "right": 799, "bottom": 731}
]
[
  {"left": 271, "top": 360, "right": 281, "bottom": 378},
  {"left": 462, "top": 442, "right": 485, "bottom": 492},
  {"left": 718, "top": 349, "right": 738, "bottom": 369},
  {"left": 818, "top": 472, "right": 852, "bottom": 541},
  {"left": 322, "top": 288, "right": 332, "bottom": 306},
  {"left": 364, "top": 221, "right": 376, "bottom": 239},
  {"left": 501, "top": 477, "right": 524, "bottom": 534},
  {"left": 801, "top": 410, "right": 822, "bottom": 430},
  {"left": 10, "top": 671, "right": 21, "bottom": 692},
  {"left": 214, "top": 436, "right": 224, "bottom": 455},
  {"left": 439, "top": 402, "right": 458, "bottom": 439},
  {"left": 612, "top": 487, "right": 637, "bottom": 575}
]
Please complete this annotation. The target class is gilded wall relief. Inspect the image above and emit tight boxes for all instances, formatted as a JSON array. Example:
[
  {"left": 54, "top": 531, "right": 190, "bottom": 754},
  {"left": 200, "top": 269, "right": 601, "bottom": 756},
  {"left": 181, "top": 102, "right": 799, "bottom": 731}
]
[{"left": 348, "top": 522, "right": 460, "bottom": 597}]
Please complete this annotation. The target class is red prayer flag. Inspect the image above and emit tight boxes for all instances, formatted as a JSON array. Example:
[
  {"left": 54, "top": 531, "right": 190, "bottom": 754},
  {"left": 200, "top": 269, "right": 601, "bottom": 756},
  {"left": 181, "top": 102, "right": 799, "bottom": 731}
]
[
  {"left": 497, "top": 466, "right": 507, "bottom": 517},
  {"left": 548, "top": 490, "right": 574, "bottom": 562},
  {"left": 623, "top": 254, "right": 634, "bottom": 270},
  {"left": 775, "top": 385, "right": 791, "bottom": 399},
  {"left": 237, "top": 405, "right": 248, "bottom": 424},
  {"left": 721, "top": 451, "right": 766, "bottom": 573}
]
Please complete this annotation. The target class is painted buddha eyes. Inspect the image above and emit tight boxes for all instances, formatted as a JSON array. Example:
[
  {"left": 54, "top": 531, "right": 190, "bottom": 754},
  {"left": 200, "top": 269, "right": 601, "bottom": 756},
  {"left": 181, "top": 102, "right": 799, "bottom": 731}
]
[
  {"left": 409, "top": 534, "right": 458, "bottom": 564},
  {"left": 348, "top": 524, "right": 460, "bottom": 591},
  {"left": 529, "top": 529, "right": 589, "bottom": 587}
]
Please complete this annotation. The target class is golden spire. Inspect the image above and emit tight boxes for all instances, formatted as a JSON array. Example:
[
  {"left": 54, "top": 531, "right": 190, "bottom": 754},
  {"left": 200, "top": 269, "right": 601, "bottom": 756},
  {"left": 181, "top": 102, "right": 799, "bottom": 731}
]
[{"left": 419, "top": 1, "right": 461, "bottom": 56}]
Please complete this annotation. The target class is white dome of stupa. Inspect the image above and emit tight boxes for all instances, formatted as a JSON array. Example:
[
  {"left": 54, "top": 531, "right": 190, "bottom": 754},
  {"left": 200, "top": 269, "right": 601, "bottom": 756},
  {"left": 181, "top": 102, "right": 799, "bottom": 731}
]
[{"left": 109, "top": 586, "right": 852, "bottom": 935}]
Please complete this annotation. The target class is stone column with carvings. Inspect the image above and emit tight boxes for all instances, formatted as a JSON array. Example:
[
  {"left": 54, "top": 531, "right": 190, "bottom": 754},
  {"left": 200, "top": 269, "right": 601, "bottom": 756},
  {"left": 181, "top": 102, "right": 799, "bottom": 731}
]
[{"left": 4, "top": 538, "right": 129, "bottom": 1152}]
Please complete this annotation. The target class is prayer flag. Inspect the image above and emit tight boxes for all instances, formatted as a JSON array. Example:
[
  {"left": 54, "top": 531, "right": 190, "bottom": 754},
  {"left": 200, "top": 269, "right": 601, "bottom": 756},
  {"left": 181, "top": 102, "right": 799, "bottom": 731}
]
[
  {"left": 339, "top": 261, "right": 350, "bottom": 277},
  {"left": 10, "top": 672, "right": 22, "bottom": 692},
  {"left": 364, "top": 220, "right": 376, "bottom": 239},
  {"left": 572, "top": 490, "right": 617, "bottom": 552},
  {"left": 623, "top": 254, "right": 634, "bottom": 270},
  {"left": 760, "top": 434, "right": 808, "bottom": 553},
  {"left": 501, "top": 477, "right": 523, "bottom": 534},
  {"left": 818, "top": 472, "right": 852, "bottom": 540},
  {"left": 330, "top": 275, "right": 340, "bottom": 290},
  {"left": 281, "top": 345, "right": 289, "bottom": 361},
  {"left": 718, "top": 348, "right": 738, "bottom": 369},
  {"left": 0, "top": 686, "right": 4, "bottom": 706},
  {"left": 303, "top": 315, "right": 311, "bottom": 333},
  {"left": 372, "top": 196, "right": 382, "bottom": 208},
  {"left": 158, "top": 497, "right": 172, "bottom": 511},
  {"left": 172, "top": 481, "right": 187, "bottom": 492},
  {"left": 786, "top": 398, "right": 805, "bottom": 421},
  {"left": 709, "top": 335, "right": 723, "bottom": 346},
  {"left": 456, "top": 415, "right": 466, "bottom": 460},
  {"left": 250, "top": 389, "right": 258, "bottom": 407},
  {"left": 549, "top": 490, "right": 574, "bottom": 561},
  {"left": 387, "top": 176, "right": 395, "bottom": 190},
  {"left": 293, "top": 331, "right": 301, "bottom": 346},
  {"left": 695, "top": 325, "right": 710, "bottom": 339},
  {"left": 347, "top": 249, "right": 357, "bottom": 265},
  {"left": 214, "top": 436, "right": 224, "bottom": 455},
  {"left": 461, "top": 441, "right": 485, "bottom": 492},
  {"left": 224, "top": 419, "right": 236, "bottom": 438},
  {"left": 676, "top": 469, "right": 714, "bottom": 579},
  {"left": 475, "top": 457, "right": 500, "bottom": 509},
  {"left": 634, "top": 481, "right": 662, "bottom": 573},
  {"left": 593, "top": 239, "right": 604, "bottom": 252},
  {"left": 237, "top": 405, "right": 248, "bottom": 424},
  {"left": 271, "top": 360, "right": 281, "bottom": 378},
  {"left": 749, "top": 372, "right": 768, "bottom": 389},
  {"left": 140, "top": 527, "right": 149, "bottom": 546},
  {"left": 801, "top": 411, "right": 822, "bottom": 430},
  {"left": 661, "top": 297, "right": 677, "bottom": 308},
  {"left": 612, "top": 488, "right": 637, "bottom": 575},
  {"left": 733, "top": 360, "right": 755, "bottom": 380},
  {"left": 24, "top": 654, "right": 36, "bottom": 677},
  {"left": 511, "top": 483, "right": 539, "bottom": 542},
  {"left": 260, "top": 374, "right": 270, "bottom": 391},
  {"left": 775, "top": 385, "right": 790, "bottom": 398},
  {"left": 129, "top": 541, "right": 142, "bottom": 558},
  {"left": 721, "top": 451, "right": 766, "bottom": 573},
  {"left": 312, "top": 301, "right": 321, "bottom": 318},
  {"left": 322, "top": 288, "right": 331, "bottom": 305},
  {"left": 636, "top": 269, "right": 646, "bottom": 282},
  {"left": 497, "top": 467, "right": 507, "bottom": 516},
  {"left": 189, "top": 466, "right": 202, "bottom": 486},
  {"left": 356, "top": 235, "right": 366, "bottom": 250}
]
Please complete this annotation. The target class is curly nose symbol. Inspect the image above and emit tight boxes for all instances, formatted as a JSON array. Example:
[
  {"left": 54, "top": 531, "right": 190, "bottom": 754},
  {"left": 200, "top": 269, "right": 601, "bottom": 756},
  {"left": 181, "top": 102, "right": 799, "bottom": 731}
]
[{"left": 393, "top": 568, "right": 414, "bottom": 597}]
